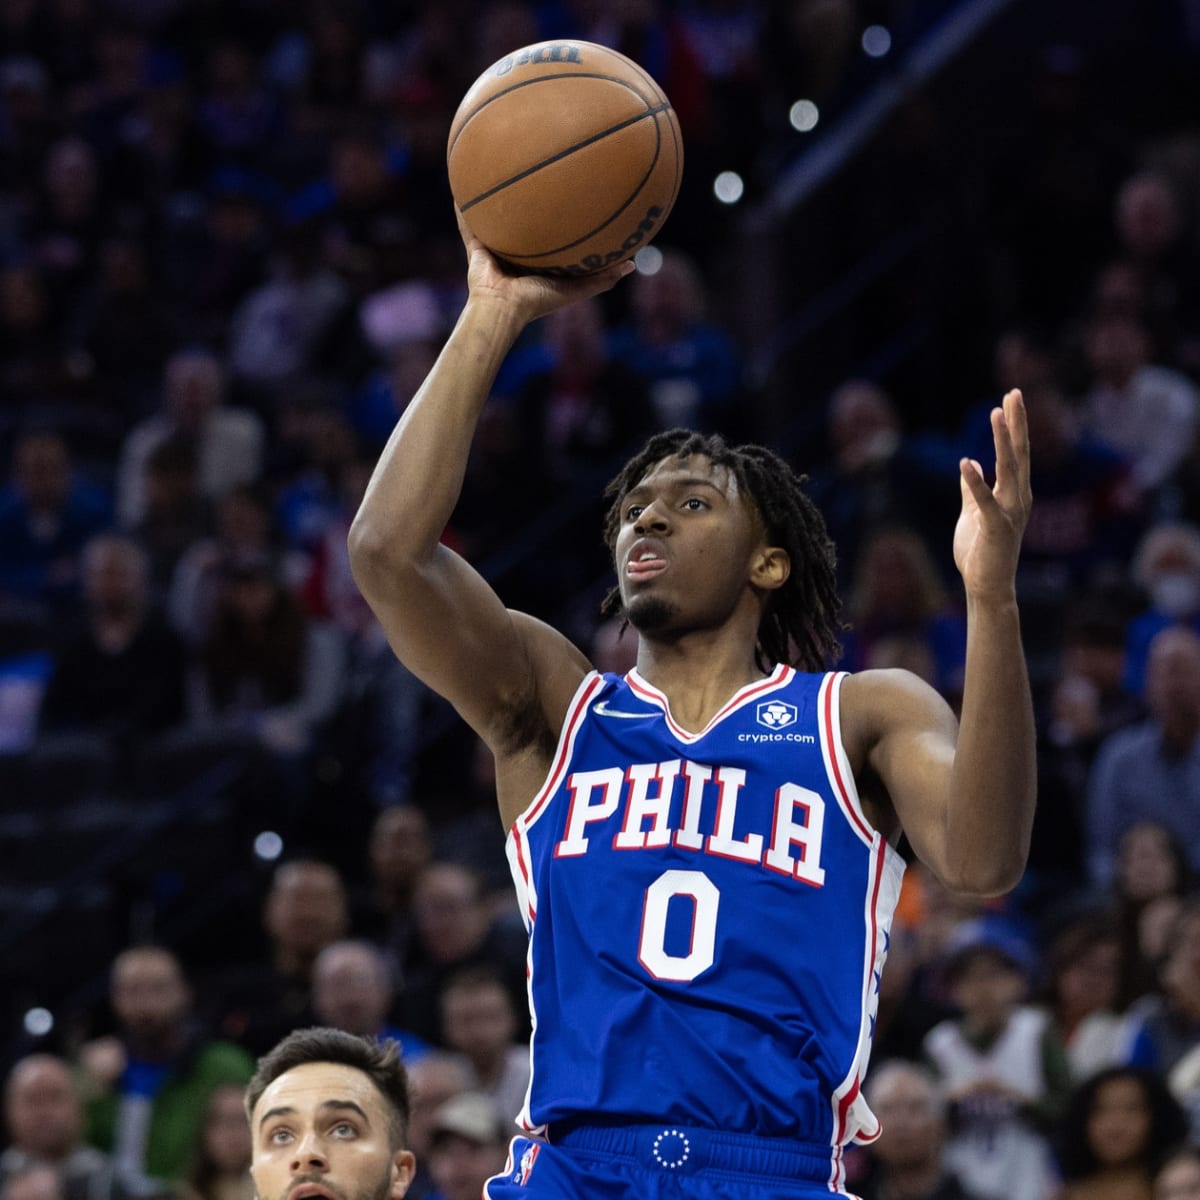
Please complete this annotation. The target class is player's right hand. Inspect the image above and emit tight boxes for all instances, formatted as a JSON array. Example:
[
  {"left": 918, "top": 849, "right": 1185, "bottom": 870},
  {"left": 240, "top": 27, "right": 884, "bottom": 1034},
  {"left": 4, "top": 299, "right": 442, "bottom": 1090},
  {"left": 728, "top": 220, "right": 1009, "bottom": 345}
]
[{"left": 455, "top": 206, "right": 635, "bottom": 324}]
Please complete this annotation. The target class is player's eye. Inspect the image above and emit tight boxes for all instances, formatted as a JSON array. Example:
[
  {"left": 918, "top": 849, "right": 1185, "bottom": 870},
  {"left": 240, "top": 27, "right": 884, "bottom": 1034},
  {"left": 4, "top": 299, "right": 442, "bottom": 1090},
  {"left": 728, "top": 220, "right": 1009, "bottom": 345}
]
[
  {"left": 683, "top": 497, "right": 708, "bottom": 511},
  {"left": 331, "top": 1122, "right": 357, "bottom": 1138},
  {"left": 625, "top": 504, "right": 644, "bottom": 521},
  {"left": 268, "top": 1128, "right": 293, "bottom": 1145}
]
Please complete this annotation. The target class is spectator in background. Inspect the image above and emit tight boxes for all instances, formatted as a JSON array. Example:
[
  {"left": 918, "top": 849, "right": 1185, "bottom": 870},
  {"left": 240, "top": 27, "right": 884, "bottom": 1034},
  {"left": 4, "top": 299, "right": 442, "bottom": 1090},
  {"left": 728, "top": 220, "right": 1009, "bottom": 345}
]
[
  {"left": 1037, "top": 914, "right": 1126, "bottom": 1085},
  {"left": 167, "top": 484, "right": 299, "bottom": 646},
  {"left": 74, "top": 234, "right": 173, "bottom": 419},
  {"left": 170, "top": 175, "right": 273, "bottom": 348},
  {"left": 26, "top": 136, "right": 103, "bottom": 310},
  {"left": 1111, "top": 822, "right": 1192, "bottom": 1010},
  {"left": 1031, "top": 597, "right": 1145, "bottom": 896},
  {"left": 1086, "top": 626, "right": 1200, "bottom": 886},
  {"left": 1122, "top": 900, "right": 1200, "bottom": 1079},
  {"left": 0, "top": 430, "right": 110, "bottom": 614},
  {"left": 838, "top": 526, "right": 967, "bottom": 704},
  {"left": 175, "top": 1085, "right": 252, "bottom": 1200},
  {"left": 509, "top": 295, "right": 654, "bottom": 487},
  {"left": 271, "top": 402, "right": 358, "bottom": 554},
  {"left": 1112, "top": 172, "right": 1200, "bottom": 367},
  {"left": 311, "top": 939, "right": 430, "bottom": 1064},
  {"left": 855, "top": 1059, "right": 983, "bottom": 1200},
  {"left": 117, "top": 349, "right": 263, "bottom": 529},
  {"left": 129, "top": 435, "right": 211, "bottom": 599},
  {"left": 1155, "top": 1146, "right": 1200, "bottom": 1200},
  {"left": 78, "top": 946, "right": 253, "bottom": 1190},
  {"left": 404, "top": 1054, "right": 474, "bottom": 1200},
  {"left": 188, "top": 552, "right": 344, "bottom": 761},
  {"left": 400, "top": 863, "right": 527, "bottom": 1047},
  {"left": 2, "top": 1168, "right": 65, "bottom": 1200},
  {"left": 0, "top": 1055, "right": 145, "bottom": 1200},
  {"left": 809, "top": 379, "right": 958, "bottom": 593},
  {"left": 438, "top": 966, "right": 529, "bottom": 1126},
  {"left": 1123, "top": 522, "right": 1200, "bottom": 696},
  {"left": 1053, "top": 1067, "right": 1188, "bottom": 1200},
  {"left": 0, "top": 262, "right": 75, "bottom": 406},
  {"left": 923, "top": 917, "right": 1068, "bottom": 1200},
  {"left": 355, "top": 805, "right": 434, "bottom": 982},
  {"left": 214, "top": 858, "right": 349, "bottom": 1054},
  {"left": 424, "top": 1093, "right": 509, "bottom": 1200},
  {"left": 1081, "top": 309, "right": 1199, "bottom": 495},
  {"left": 607, "top": 248, "right": 742, "bottom": 433},
  {"left": 349, "top": 279, "right": 446, "bottom": 448},
  {"left": 38, "top": 534, "right": 186, "bottom": 754},
  {"left": 226, "top": 220, "right": 348, "bottom": 405}
]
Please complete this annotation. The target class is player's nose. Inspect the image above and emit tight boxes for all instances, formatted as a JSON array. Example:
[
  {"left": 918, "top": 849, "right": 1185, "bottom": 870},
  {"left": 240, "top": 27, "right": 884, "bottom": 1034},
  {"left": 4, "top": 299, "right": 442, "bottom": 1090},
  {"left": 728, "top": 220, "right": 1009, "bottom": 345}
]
[
  {"left": 290, "top": 1131, "right": 329, "bottom": 1174},
  {"left": 633, "top": 501, "right": 670, "bottom": 534}
]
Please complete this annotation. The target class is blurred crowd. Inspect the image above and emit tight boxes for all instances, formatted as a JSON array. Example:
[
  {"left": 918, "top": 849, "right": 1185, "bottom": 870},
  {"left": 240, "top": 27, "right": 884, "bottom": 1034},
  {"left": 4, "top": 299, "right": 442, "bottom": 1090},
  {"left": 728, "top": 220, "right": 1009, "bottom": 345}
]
[{"left": 4, "top": 0, "right": 1200, "bottom": 1198}]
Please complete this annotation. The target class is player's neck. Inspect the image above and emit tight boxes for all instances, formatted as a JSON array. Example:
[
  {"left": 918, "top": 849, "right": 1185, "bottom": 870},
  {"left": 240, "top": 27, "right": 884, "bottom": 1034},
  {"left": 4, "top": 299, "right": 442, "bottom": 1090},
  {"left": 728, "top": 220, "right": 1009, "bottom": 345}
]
[{"left": 634, "top": 632, "right": 774, "bottom": 732}]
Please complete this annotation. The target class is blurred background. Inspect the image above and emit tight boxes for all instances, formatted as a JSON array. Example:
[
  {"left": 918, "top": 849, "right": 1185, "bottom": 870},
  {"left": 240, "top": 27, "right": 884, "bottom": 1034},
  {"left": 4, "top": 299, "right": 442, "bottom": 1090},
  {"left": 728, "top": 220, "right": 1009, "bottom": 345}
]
[{"left": 2, "top": 1, "right": 1200, "bottom": 1198}]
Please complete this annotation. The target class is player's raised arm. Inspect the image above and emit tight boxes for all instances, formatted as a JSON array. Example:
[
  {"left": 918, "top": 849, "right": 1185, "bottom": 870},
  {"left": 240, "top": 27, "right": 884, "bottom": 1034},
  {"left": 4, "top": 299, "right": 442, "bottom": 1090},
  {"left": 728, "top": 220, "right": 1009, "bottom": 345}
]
[
  {"left": 347, "top": 218, "right": 633, "bottom": 748},
  {"left": 846, "top": 389, "right": 1036, "bottom": 896}
]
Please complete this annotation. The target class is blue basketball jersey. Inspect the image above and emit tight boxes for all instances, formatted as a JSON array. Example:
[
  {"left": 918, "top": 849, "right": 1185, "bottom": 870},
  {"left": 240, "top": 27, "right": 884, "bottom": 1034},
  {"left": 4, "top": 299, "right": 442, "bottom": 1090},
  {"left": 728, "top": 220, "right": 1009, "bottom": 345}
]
[{"left": 505, "top": 666, "right": 905, "bottom": 1191}]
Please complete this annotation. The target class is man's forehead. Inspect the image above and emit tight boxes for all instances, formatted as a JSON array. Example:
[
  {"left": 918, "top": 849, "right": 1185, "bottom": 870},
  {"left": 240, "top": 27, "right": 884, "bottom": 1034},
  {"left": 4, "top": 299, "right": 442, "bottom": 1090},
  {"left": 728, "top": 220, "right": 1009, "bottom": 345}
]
[
  {"left": 254, "top": 1062, "right": 380, "bottom": 1120},
  {"left": 632, "top": 454, "right": 736, "bottom": 494}
]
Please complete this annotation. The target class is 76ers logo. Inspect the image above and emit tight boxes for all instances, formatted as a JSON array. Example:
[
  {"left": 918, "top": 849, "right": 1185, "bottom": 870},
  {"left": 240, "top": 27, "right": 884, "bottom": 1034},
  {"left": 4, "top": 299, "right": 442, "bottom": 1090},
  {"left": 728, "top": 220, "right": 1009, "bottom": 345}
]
[{"left": 756, "top": 700, "right": 798, "bottom": 730}]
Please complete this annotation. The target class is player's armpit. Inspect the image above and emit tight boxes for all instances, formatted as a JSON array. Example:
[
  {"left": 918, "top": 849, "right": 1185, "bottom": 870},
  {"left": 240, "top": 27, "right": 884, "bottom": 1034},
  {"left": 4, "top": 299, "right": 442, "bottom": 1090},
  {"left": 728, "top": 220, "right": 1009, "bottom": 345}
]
[{"left": 352, "top": 536, "right": 587, "bottom": 755}]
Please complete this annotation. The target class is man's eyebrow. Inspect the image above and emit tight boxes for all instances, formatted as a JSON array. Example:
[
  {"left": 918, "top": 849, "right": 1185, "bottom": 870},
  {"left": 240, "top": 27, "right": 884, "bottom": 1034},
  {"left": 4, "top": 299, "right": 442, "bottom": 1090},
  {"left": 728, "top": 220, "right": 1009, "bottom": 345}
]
[
  {"left": 257, "top": 1100, "right": 371, "bottom": 1132},
  {"left": 318, "top": 1100, "right": 371, "bottom": 1124},
  {"left": 259, "top": 1105, "right": 295, "bottom": 1130},
  {"left": 625, "top": 477, "right": 723, "bottom": 499}
]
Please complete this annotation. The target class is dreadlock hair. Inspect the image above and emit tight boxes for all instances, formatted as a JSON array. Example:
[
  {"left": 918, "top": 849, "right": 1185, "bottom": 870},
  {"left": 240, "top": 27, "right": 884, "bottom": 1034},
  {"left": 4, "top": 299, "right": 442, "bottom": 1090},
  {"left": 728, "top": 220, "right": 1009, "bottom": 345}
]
[{"left": 599, "top": 429, "right": 842, "bottom": 672}]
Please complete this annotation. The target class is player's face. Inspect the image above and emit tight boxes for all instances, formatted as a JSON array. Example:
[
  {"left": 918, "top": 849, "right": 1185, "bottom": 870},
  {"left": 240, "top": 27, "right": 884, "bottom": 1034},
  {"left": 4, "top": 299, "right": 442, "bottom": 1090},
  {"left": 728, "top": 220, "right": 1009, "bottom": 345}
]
[
  {"left": 250, "top": 1063, "right": 413, "bottom": 1200},
  {"left": 613, "top": 455, "right": 770, "bottom": 635}
]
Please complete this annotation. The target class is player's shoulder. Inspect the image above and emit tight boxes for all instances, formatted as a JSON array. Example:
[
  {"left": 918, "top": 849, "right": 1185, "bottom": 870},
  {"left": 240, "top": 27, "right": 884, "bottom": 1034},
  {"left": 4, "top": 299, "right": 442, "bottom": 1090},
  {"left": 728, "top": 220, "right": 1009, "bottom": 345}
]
[{"left": 840, "top": 667, "right": 957, "bottom": 747}]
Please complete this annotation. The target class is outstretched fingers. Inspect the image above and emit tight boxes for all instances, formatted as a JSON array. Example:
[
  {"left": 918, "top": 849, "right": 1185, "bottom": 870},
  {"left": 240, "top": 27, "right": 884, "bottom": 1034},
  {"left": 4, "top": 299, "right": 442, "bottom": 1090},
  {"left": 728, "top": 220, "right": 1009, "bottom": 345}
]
[{"left": 992, "top": 389, "right": 1031, "bottom": 514}]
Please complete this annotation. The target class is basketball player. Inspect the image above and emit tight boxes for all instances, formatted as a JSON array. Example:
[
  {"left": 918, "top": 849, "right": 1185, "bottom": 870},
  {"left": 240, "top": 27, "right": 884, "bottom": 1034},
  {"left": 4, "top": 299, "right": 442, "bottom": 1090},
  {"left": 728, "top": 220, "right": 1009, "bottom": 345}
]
[
  {"left": 347, "top": 220, "right": 1036, "bottom": 1199},
  {"left": 245, "top": 1028, "right": 414, "bottom": 1200}
]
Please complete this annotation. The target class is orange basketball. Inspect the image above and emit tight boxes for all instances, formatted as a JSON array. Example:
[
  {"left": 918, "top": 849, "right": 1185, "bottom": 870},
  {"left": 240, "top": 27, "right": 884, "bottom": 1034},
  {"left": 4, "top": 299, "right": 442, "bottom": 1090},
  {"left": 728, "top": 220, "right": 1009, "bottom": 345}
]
[{"left": 447, "top": 40, "right": 683, "bottom": 276}]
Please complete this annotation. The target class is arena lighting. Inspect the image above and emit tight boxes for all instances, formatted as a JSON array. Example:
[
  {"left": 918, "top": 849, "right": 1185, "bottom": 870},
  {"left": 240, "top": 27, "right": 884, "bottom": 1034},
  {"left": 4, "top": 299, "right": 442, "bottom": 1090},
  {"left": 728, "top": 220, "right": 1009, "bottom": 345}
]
[
  {"left": 24, "top": 1008, "right": 53, "bottom": 1036},
  {"left": 634, "top": 245, "right": 664, "bottom": 275},
  {"left": 789, "top": 100, "right": 820, "bottom": 132},
  {"left": 714, "top": 171, "right": 745, "bottom": 205},
  {"left": 862, "top": 25, "right": 893, "bottom": 57},
  {"left": 254, "top": 830, "right": 284, "bottom": 862}
]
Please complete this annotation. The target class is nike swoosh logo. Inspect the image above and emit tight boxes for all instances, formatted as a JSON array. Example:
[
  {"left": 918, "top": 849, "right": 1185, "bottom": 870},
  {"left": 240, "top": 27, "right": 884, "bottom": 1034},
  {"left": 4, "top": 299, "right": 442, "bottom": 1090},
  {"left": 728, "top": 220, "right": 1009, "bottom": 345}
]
[{"left": 593, "top": 701, "right": 649, "bottom": 719}]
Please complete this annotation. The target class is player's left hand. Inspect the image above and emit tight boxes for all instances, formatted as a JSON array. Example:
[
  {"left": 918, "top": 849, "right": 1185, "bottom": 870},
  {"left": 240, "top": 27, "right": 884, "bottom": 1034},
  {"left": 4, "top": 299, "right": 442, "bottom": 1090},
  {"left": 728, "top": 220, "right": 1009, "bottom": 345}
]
[{"left": 952, "top": 388, "right": 1032, "bottom": 601}]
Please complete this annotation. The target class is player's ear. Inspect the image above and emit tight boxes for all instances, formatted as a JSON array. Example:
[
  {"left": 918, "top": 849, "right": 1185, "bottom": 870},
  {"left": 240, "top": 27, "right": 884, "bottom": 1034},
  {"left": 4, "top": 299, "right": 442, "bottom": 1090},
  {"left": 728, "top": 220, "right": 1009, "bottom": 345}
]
[
  {"left": 751, "top": 546, "right": 790, "bottom": 591},
  {"left": 390, "top": 1149, "right": 416, "bottom": 1198}
]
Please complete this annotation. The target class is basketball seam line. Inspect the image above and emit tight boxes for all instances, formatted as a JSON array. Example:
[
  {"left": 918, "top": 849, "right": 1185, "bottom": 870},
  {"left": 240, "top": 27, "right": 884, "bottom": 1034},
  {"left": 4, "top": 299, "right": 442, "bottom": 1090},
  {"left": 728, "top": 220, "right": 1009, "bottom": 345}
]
[
  {"left": 493, "top": 113, "right": 663, "bottom": 261},
  {"left": 447, "top": 71, "right": 657, "bottom": 156},
  {"left": 458, "top": 102, "right": 673, "bottom": 213},
  {"left": 609, "top": 56, "right": 684, "bottom": 205}
]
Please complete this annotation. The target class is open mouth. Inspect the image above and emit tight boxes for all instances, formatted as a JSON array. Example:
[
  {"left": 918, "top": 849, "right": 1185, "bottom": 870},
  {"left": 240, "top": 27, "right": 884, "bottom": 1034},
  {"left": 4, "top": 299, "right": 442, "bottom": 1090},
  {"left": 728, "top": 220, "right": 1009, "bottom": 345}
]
[
  {"left": 626, "top": 541, "right": 668, "bottom": 580},
  {"left": 626, "top": 555, "right": 668, "bottom": 580},
  {"left": 290, "top": 1184, "right": 339, "bottom": 1200}
]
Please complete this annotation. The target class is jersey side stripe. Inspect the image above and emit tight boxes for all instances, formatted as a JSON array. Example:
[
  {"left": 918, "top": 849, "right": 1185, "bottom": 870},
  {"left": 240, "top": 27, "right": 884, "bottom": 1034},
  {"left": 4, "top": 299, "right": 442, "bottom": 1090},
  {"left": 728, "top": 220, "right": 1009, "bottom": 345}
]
[
  {"left": 818, "top": 672, "right": 874, "bottom": 847},
  {"left": 506, "top": 672, "right": 604, "bottom": 925},
  {"left": 627, "top": 662, "right": 793, "bottom": 742},
  {"left": 507, "top": 825, "right": 536, "bottom": 925},
  {"left": 826, "top": 836, "right": 886, "bottom": 1189},
  {"left": 518, "top": 671, "right": 606, "bottom": 831}
]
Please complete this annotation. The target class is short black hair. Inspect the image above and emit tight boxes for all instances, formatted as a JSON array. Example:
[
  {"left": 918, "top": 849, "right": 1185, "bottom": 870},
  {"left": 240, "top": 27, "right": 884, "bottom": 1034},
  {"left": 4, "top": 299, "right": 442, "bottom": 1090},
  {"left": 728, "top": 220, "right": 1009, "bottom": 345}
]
[
  {"left": 601, "top": 429, "right": 842, "bottom": 672},
  {"left": 244, "top": 1028, "right": 411, "bottom": 1147}
]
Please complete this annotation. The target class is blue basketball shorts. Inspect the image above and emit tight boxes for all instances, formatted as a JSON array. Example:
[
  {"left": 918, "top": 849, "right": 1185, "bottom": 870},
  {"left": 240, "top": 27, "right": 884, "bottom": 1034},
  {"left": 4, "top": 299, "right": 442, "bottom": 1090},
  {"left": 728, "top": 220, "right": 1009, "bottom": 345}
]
[{"left": 484, "top": 1125, "right": 862, "bottom": 1200}]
